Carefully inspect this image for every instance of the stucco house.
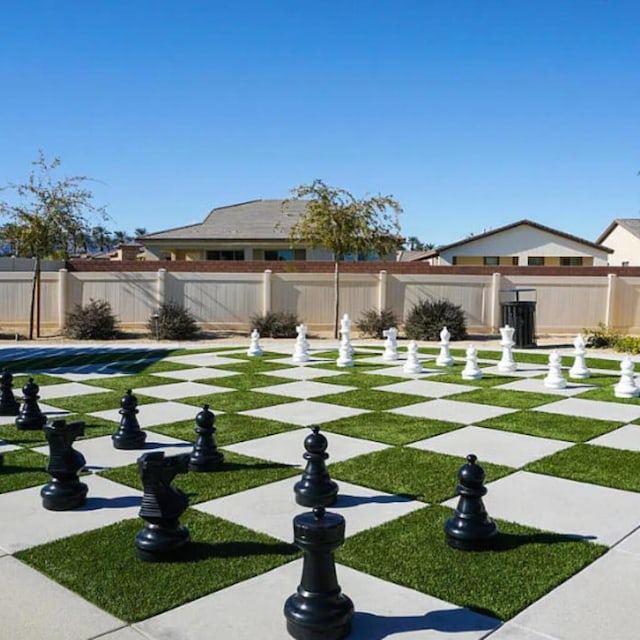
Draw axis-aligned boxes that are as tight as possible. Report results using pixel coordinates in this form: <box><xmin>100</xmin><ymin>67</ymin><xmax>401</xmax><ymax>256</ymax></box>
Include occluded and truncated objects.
<box><xmin>596</xmin><ymin>219</ymin><xmax>640</xmax><ymax>266</ymax></box>
<box><xmin>407</xmin><ymin>219</ymin><xmax>612</xmax><ymax>266</ymax></box>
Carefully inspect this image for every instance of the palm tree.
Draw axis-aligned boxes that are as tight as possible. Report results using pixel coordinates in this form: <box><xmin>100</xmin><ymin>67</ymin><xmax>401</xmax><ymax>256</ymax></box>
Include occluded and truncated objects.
<box><xmin>112</xmin><ymin>230</ymin><xmax>129</xmax><ymax>247</ymax></box>
<box><xmin>134</xmin><ymin>227</ymin><xmax>147</xmax><ymax>239</ymax></box>
<box><xmin>91</xmin><ymin>225</ymin><xmax>112</xmax><ymax>252</ymax></box>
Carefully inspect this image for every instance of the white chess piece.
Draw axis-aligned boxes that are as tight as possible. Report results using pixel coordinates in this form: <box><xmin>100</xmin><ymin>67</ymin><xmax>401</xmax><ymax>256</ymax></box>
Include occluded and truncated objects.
<box><xmin>382</xmin><ymin>327</ymin><xmax>399</xmax><ymax>362</ymax></box>
<box><xmin>461</xmin><ymin>345</ymin><xmax>482</xmax><ymax>380</ymax></box>
<box><xmin>614</xmin><ymin>357</ymin><xmax>639</xmax><ymax>398</ymax></box>
<box><xmin>336</xmin><ymin>315</ymin><xmax>354</xmax><ymax>367</ymax></box>
<box><xmin>497</xmin><ymin>325</ymin><xmax>517</xmax><ymax>373</ymax></box>
<box><xmin>543</xmin><ymin>351</ymin><xmax>566</xmax><ymax>389</ymax></box>
<box><xmin>292</xmin><ymin>323</ymin><xmax>310</xmax><ymax>363</ymax></box>
<box><xmin>569</xmin><ymin>334</ymin><xmax>590</xmax><ymax>379</ymax></box>
<box><xmin>403</xmin><ymin>341</ymin><xmax>423</xmax><ymax>374</ymax></box>
<box><xmin>247</xmin><ymin>329</ymin><xmax>263</xmax><ymax>357</ymax></box>
<box><xmin>436</xmin><ymin>326</ymin><xmax>454</xmax><ymax>367</ymax></box>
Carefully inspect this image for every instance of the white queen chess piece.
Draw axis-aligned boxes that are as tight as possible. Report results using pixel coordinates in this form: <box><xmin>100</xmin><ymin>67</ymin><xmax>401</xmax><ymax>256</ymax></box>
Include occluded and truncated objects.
<box><xmin>336</xmin><ymin>314</ymin><xmax>354</xmax><ymax>368</ymax></box>
<box><xmin>403</xmin><ymin>341</ymin><xmax>423</xmax><ymax>374</ymax></box>
<box><xmin>247</xmin><ymin>329</ymin><xmax>263</xmax><ymax>357</ymax></box>
<box><xmin>614</xmin><ymin>357</ymin><xmax>639</xmax><ymax>398</ymax></box>
<box><xmin>569</xmin><ymin>334</ymin><xmax>591</xmax><ymax>379</ymax></box>
<box><xmin>292</xmin><ymin>323</ymin><xmax>310</xmax><ymax>363</ymax></box>
<box><xmin>543</xmin><ymin>350</ymin><xmax>567</xmax><ymax>389</ymax></box>
<box><xmin>461</xmin><ymin>345</ymin><xmax>482</xmax><ymax>380</ymax></box>
<box><xmin>497</xmin><ymin>325</ymin><xmax>517</xmax><ymax>373</ymax></box>
<box><xmin>382</xmin><ymin>327</ymin><xmax>399</xmax><ymax>362</ymax></box>
<box><xmin>436</xmin><ymin>326</ymin><xmax>454</xmax><ymax>367</ymax></box>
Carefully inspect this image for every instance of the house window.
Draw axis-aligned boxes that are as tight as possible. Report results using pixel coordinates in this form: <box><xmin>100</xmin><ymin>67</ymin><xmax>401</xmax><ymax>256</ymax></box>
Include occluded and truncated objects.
<box><xmin>484</xmin><ymin>256</ymin><xmax>499</xmax><ymax>266</ymax></box>
<box><xmin>559</xmin><ymin>257</ymin><xmax>583</xmax><ymax>266</ymax></box>
<box><xmin>264</xmin><ymin>249</ymin><xmax>294</xmax><ymax>261</ymax></box>
<box><xmin>622</xmin><ymin>261</ymin><xmax>629</xmax><ymax>267</ymax></box>
<box><xmin>512</xmin><ymin>257</ymin><xmax>519</xmax><ymax>266</ymax></box>
<box><xmin>528</xmin><ymin>257</ymin><xmax>545</xmax><ymax>266</ymax></box>
<box><xmin>206</xmin><ymin>250</ymin><xmax>244</xmax><ymax>261</ymax></box>
<box><xmin>452</xmin><ymin>256</ymin><xmax>457</xmax><ymax>265</ymax></box>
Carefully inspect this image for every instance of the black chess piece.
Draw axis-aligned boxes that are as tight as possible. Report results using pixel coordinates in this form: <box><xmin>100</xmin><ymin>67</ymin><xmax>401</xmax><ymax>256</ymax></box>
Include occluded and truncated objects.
<box><xmin>112</xmin><ymin>389</ymin><xmax>147</xmax><ymax>449</ymax></box>
<box><xmin>284</xmin><ymin>506</ymin><xmax>354</xmax><ymax>640</ymax></box>
<box><xmin>294</xmin><ymin>425</ymin><xmax>338</xmax><ymax>508</ymax></box>
<box><xmin>15</xmin><ymin>377</ymin><xmax>47</xmax><ymax>431</ymax></box>
<box><xmin>0</xmin><ymin>370</ymin><xmax>20</xmax><ymax>416</ymax></box>
<box><xmin>135</xmin><ymin>451</ymin><xmax>191</xmax><ymax>561</ymax></box>
<box><xmin>188</xmin><ymin>404</ymin><xmax>224</xmax><ymax>472</ymax></box>
<box><xmin>444</xmin><ymin>453</ymin><xmax>498</xmax><ymax>551</ymax></box>
<box><xmin>41</xmin><ymin>420</ymin><xmax>88</xmax><ymax>511</ymax></box>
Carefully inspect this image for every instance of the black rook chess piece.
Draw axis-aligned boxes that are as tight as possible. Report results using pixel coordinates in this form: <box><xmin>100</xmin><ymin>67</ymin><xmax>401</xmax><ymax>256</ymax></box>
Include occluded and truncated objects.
<box><xmin>112</xmin><ymin>389</ymin><xmax>147</xmax><ymax>449</ymax></box>
<box><xmin>135</xmin><ymin>451</ymin><xmax>191</xmax><ymax>561</ymax></box>
<box><xmin>41</xmin><ymin>420</ymin><xmax>88</xmax><ymax>511</ymax></box>
<box><xmin>294</xmin><ymin>425</ymin><xmax>338</xmax><ymax>508</ymax></box>
<box><xmin>284</xmin><ymin>506</ymin><xmax>354</xmax><ymax>640</ymax></box>
<box><xmin>15</xmin><ymin>377</ymin><xmax>47</xmax><ymax>431</ymax></box>
<box><xmin>0</xmin><ymin>370</ymin><xmax>20</xmax><ymax>416</ymax></box>
<box><xmin>444</xmin><ymin>453</ymin><xmax>498</xmax><ymax>551</ymax></box>
<box><xmin>188</xmin><ymin>404</ymin><xmax>224</xmax><ymax>472</ymax></box>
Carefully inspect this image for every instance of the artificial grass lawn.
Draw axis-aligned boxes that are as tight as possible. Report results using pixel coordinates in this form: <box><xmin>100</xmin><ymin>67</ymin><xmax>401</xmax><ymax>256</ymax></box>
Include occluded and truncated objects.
<box><xmin>330</xmin><ymin>447</ymin><xmax>513</xmax><ymax>503</ymax></box>
<box><xmin>100</xmin><ymin>449</ymin><xmax>299</xmax><ymax>504</ymax></box>
<box><xmin>309</xmin><ymin>361</ymin><xmax>387</xmax><ymax>372</ymax></box>
<box><xmin>181</xmin><ymin>390</ymin><xmax>297</xmax><ymax>413</ymax></box>
<box><xmin>337</xmin><ymin>504</ymin><xmax>606</xmax><ymax>620</ymax></box>
<box><xmin>13</xmin><ymin>373</ymin><xmax>71</xmax><ymax>388</ymax></box>
<box><xmin>477</xmin><ymin>410</ymin><xmax>623</xmax><ymax>443</ymax></box>
<box><xmin>315</xmin><ymin>372</ymin><xmax>408</xmax><ymax>389</ymax></box>
<box><xmin>525</xmin><ymin>444</ymin><xmax>640</xmax><ymax>492</ymax></box>
<box><xmin>215</xmin><ymin>360</ymin><xmax>293</xmax><ymax>374</ymax></box>
<box><xmin>200</xmin><ymin>372</ymin><xmax>291</xmax><ymax>390</ymax></box>
<box><xmin>0</xmin><ymin>448</ymin><xmax>49</xmax><ymax>493</ymax></box>
<box><xmin>16</xmin><ymin>509</ymin><xmax>299</xmax><ymax>622</ymax></box>
<box><xmin>322</xmin><ymin>412</ymin><xmax>463</xmax><ymax>445</ymax></box>
<box><xmin>84</xmin><ymin>373</ymin><xmax>182</xmax><ymax>393</ymax></box>
<box><xmin>224</xmin><ymin>351</ymin><xmax>292</xmax><ymax>361</ymax></box>
<box><xmin>573</xmin><ymin>386</ymin><xmax>640</xmax><ymax>405</ymax></box>
<box><xmin>426</xmin><ymin>372</ymin><xmax>516</xmax><ymax>387</ymax></box>
<box><xmin>315</xmin><ymin>388</ymin><xmax>427</xmax><ymax>411</ymax></box>
<box><xmin>45</xmin><ymin>391</ymin><xmax>162</xmax><ymax>413</ymax></box>
<box><xmin>447</xmin><ymin>388</ymin><xmax>559</xmax><ymax>409</ymax></box>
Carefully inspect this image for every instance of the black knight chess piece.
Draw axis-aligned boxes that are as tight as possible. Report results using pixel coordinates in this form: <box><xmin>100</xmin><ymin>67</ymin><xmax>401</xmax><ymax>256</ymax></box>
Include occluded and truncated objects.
<box><xmin>284</xmin><ymin>506</ymin><xmax>354</xmax><ymax>640</ymax></box>
<box><xmin>41</xmin><ymin>420</ymin><xmax>88</xmax><ymax>511</ymax></box>
<box><xmin>444</xmin><ymin>453</ymin><xmax>498</xmax><ymax>551</ymax></box>
<box><xmin>15</xmin><ymin>377</ymin><xmax>47</xmax><ymax>431</ymax></box>
<box><xmin>188</xmin><ymin>404</ymin><xmax>224</xmax><ymax>472</ymax></box>
<box><xmin>0</xmin><ymin>370</ymin><xmax>20</xmax><ymax>416</ymax></box>
<box><xmin>135</xmin><ymin>451</ymin><xmax>191</xmax><ymax>561</ymax></box>
<box><xmin>112</xmin><ymin>389</ymin><xmax>147</xmax><ymax>449</ymax></box>
<box><xmin>294</xmin><ymin>425</ymin><xmax>338</xmax><ymax>508</ymax></box>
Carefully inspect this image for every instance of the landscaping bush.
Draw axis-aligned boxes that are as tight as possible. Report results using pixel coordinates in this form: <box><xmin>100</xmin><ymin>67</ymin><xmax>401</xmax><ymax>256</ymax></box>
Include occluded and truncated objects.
<box><xmin>584</xmin><ymin>323</ymin><xmax>621</xmax><ymax>349</ymax></box>
<box><xmin>404</xmin><ymin>298</ymin><xmax>467</xmax><ymax>341</ymax></box>
<box><xmin>250</xmin><ymin>311</ymin><xmax>299</xmax><ymax>338</ymax></box>
<box><xmin>610</xmin><ymin>335</ymin><xmax>640</xmax><ymax>355</ymax></box>
<box><xmin>148</xmin><ymin>300</ymin><xmax>201</xmax><ymax>340</ymax></box>
<box><xmin>356</xmin><ymin>308</ymin><xmax>399</xmax><ymax>338</ymax></box>
<box><xmin>64</xmin><ymin>299</ymin><xmax>119</xmax><ymax>340</ymax></box>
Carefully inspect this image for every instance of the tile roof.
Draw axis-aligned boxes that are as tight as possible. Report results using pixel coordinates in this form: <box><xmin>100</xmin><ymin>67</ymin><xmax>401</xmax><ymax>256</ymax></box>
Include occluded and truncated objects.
<box><xmin>596</xmin><ymin>218</ymin><xmax>640</xmax><ymax>244</ymax></box>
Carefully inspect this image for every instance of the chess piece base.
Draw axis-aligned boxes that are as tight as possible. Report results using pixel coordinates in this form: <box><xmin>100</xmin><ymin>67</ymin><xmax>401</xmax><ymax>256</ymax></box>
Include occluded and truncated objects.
<box><xmin>444</xmin><ymin>515</ymin><xmax>497</xmax><ymax>551</ymax></box>
<box><xmin>16</xmin><ymin>415</ymin><xmax>47</xmax><ymax>431</ymax></box>
<box><xmin>112</xmin><ymin>430</ymin><xmax>147</xmax><ymax>449</ymax></box>
<box><xmin>462</xmin><ymin>371</ymin><xmax>482</xmax><ymax>380</ymax></box>
<box><xmin>335</xmin><ymin>358</ymin><xmax>353</xmax><ymax>368</ymax></box>
<box><xmin>543</xmin><ymin>378</ymin><xmax>567</xmax><ymax>389</ymax></box>
<box><xmin>614</xmin><ymin>385</ymin><xmax>640</xmax><ymax>399</ymax></box>
<box><xmin>284</xmin><ymin>592</ymin><xmax>354</xmax><ymax>640</ymax></box>
<box><xmin>135</xmin><ymin>522</ymin><xmax>191</xmax><ymax>561</ymax></box>
<box><xmin>41</xmin><ymin>479</ymin><xmax>88</xmax><ymax>511</ymax></box>
<box><xmin>569</xmin><ymin>370</ymin><xmax>590</xmax><ymax>379</ymax></box>
<box><xmin>188</xmin><ymin>451</ymin><xmax>224</xmax><ymax>472</ymax></box>
<box><xmin>0</xmin><ymin>402</ymin><xmax>20</xmax><ymax>416</ymax></box>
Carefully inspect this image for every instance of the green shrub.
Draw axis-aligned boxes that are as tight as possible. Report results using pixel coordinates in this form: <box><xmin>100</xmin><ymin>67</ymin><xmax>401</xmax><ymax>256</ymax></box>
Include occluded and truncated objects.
<box><xmin>404</xmin><ymin>298</ymin><xmax>468</xmax><ymax>341</ymax></box>
<box><xmin>64</xmin><ymin>299</ymin><xmax>119</xmax><ymax>340</ymax></box>
<box><xmin>613</xmin><ymin>336</ymin><xmax>640</xmax><ymax>355</ymax></box>
<box><xmin>356</xmin><ymin>308</ymin><xmax>399</xmax><ymax>338</ymax></box>
<box><xmin>148</xmin><ymin>300</ymin><xmax>201</xmax><ymax>340</ymax></box>
<box><xmin>250</xmin><ymin>311</ymin><xmax>299</xmax><ymax>338</ymax></box>
<box><xmin>584</xmin><ymin>323</ymin><xmax>621</xmax><ymax>349</ymax></box>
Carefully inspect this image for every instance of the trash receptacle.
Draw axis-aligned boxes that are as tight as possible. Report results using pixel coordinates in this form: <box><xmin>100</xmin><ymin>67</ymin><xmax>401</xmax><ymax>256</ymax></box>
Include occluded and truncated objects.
<box><xmin>500</xmin><ymin>288</ymin><xmax>537</xmax><ymax>348</ymax></box>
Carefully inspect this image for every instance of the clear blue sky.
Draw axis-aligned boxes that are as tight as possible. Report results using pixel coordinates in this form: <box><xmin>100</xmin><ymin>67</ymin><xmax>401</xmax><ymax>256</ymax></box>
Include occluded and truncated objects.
<box><xmin>1</xmin><ymin>1</ymin><xmax>638</xmax><ymax>246</ymax></box>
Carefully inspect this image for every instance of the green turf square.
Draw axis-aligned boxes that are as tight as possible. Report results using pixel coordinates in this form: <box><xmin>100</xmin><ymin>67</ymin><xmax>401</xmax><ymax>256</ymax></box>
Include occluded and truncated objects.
<box><xmin>337</xmin><ymin>504</ymin><xmax>605</xmax><ymax>620</ymax></box>
<box><xmin>180</xmin><ymin>390</ymin><xmax>297</xmax><ymax>413</ymax></box>
<box><xmin>310</xmin><ymin>361</ymin><xmax>387</xmax><ymax>372</ymax></box>
<box><xmin>224</xmin><ymin>351</ymin><xmax>291</xmax><ymax>361</ymax></box>
<box><xmin>314</xmin><ymin>372</ymin><xmax>401</xmax><ymax>389</ymax></box>
<box><xmin>45</xmin><ymin>391</ymin><xmax>161</xmax><ymax>413</ymax></box>
<box><xmin>425</xmin><ymin>372</ymin><xmax>515</xmax><ymax>387</ymax></box>
<box><xmin>329</xmin><ymin>448</ymin><xmax>513</xmax><ymax>503</ymax></box>
<box><xmin>315</xmin><ymin>388</ymin><xmax>427</xmax><ymax>411</ymax></box>
<box><xmin>204</xmin><ymin>372</ymin><xmax>292</xmax><ymax>391</ymax></box>
<box><xmin>215</xmin><ymin>359</ymin><xmax>293</xmax><ymax>374</ymax></box>
<box><xmin>323</xmin><ymin>412</ymin><xmax>463</xmax><ymax>445</ymax></box>
<box><xmin>16</xmin><ymin>510</ymin><xmax>299</xmax><ymax>622</ymax></box>
<box><xmin>447</xmin><ymin>388</ymin><xmax>560</xmax><ymax>409</ymax></box>
<box><xmin>524</xmin><ymin>444</ymin><xmax>640</xmax><ymax>492</ymax></box>
<box><xmin>585</xmin><ymin>357</ymin><xmax>623</xmax><ymax>371</ymax></box>
<box><xmin>14</xmin><ymin>373</ymin><xmax>71</xmax><ymax>388</ymax></box>
<box><xmin>0</xmin><ymin>448</ymin><xmax>49</xmax><ymax>493</ymax></box>
<box><xmin>571</xmin><ymin>386</ymin><xmax>640</xmax><ymax>405</ymax></box>
<box><xmin>84</xmin><ymin>373</ymin><xmax>179</xmax><ymax>393</ymax></box>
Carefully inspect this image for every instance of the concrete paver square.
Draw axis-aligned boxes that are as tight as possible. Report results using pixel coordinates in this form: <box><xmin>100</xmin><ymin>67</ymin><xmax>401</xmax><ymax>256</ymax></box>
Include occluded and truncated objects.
<box><xmin>481</xmin><ymin>364</ymin><xmax>548</xmax><ymax>378</ymax></box>
<box><xmin>38</xmin><ymin>381</ymin><xmax>111</xmax><ymax>400</ymax></box>
<box><xmin>164</xmin><ymin>353</ymin><xmax>238</xmax><ymax>367</ymax></box>
<box><xmin>257</xmin><ymin>380</ymin><xmax>357</xmax><ymax>399</ymax></box>
<box><xmin>495</xmin><ymin>377</ymin><xmax>596</xmax><ymax>397</ymax></box>
<box><xmin>89</xmin><ymin>401</ymin><xmax>207</xmax><ymax>426</ymax></box>
<box><xmin>362</xmin><ymin>365</ymin><xmax>442</xmax><ymax>378</ymax></box>
<box><xmin>152</xmin><ymin>367</ymin><xmax>239</xmax><ymax>381</ymax></box>
<box><xmin>389</xmin><ymin>399</ymin><xmax>516</xmax><ymax>424</ymax></box>
<box><xmin>532</xmin><ymin>398</ymin><xmax>640</xmax><ymax>423</ymax></box>
<box><xmin>241</xmin><ymin>400</ymin><xmax>369</xmax><ymax>426</ymax></box>
<box><xmin>267</xmin><ymin>367</ymin><xmax>347</xmax><ymax>381</ymax></box>
<box><xmin>587</xmin><ymin>424</ymin><xmax>640</xmax><ymax>451</ymax></box>
<box><xmin>377</xmin><ymin>379</ymin><xmax>476</xmax><ymax>398</ymax></box>
<box><xmin>135</xmin><ymin>381</ymin><xmax>231</xmax><ymax>399</ymax></box>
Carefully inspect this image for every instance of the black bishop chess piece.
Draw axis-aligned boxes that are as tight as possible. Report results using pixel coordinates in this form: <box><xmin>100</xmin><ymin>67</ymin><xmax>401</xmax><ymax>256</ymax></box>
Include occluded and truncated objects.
<box><xmin>41</xmin><ymin>419</ymin><xmax>88</xmax><ymax>511</ymax></box>
<box><xmin>444</xmin><ymin>453</ymin><xmax>498</xmax><ymax>551</ymax></box>
<box><xmin>135</xmin><ymin>451</ymin><xmax>191</xmax><ymax>561</ymax></box>
<box><xmin>284</xmin><ymin>506</ymin><xmax>354</xmax><ymax>640</ymax></box>
<box><xmin>0</xmin><ymin>370</ymin><xmax>20</xmax><ymax>416</ymax></box>
<box><xmin>294</xmin><ymin>425</ymin><xmax>338</xmax><ymax>508</ymax></box>
<box><xmin>15</xmin><ymin>377</ymin><xmax>47</xmax><ymax>431</ymax></box>
<box><xmin>188</xmin><ymin>404</ymin><xmax>224</xmax><ymax>472</ymax></box>
<box><xmin>112</xmin><ymin>389</ymin><xmax>147</xmax><ymax>449</ymax></box>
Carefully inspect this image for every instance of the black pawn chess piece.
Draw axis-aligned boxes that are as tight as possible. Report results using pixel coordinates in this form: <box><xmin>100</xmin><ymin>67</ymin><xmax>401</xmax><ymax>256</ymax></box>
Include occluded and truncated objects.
<box><xmin>112</xmin><ymin>389</ymin><xmax>147</xmax><ymax>449</ymax></box>
<box><xmin>135</xmin><ymin>451</ymin><xmax>191</xmax><ymax>561</ymax></box>
<box><xmin>0</xmin><ymin>370</ymin><xmax>20</xmax><ymax>416</ymax></box>
<box><xmin>284</xmin><ymin>506</ymin><xmax>354</xmax><ymax>640</ymax></box>
<box><xmin>294</xmin><ymin>425</ymin><xmax>338</xmax><ymax>508</ymax></box>
<box><xmin>188</xmin><ymin>404</ymin><xmax>224</xmax><ymax>472</ymax></box>
<box><xmin>15</xmin><ymin>377</ymin><xmax>47</xmax><ymax>431</ymax></box>
<box><xmin>444</xmin><ymin>453</ymin><xmax>498</xmax><ymax>551</ymax></box>
<box><xmin>41</xmin><ymin>420</ymin><xmax>88</xmax><ymax>511</ymax></box>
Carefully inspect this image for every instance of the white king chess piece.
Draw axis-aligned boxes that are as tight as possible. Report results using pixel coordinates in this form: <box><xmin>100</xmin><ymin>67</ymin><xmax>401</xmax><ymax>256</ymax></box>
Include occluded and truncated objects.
<box><xmin>614</xmin><ymin>357</ymin><xmax>639</xmax><ymax>399</ymax></box>
<box><xmin>543</xmin><ymin>350</ymin><xmax>567</xmax><ymax>389</ymax></box>
<box><xmin>382</xmin><ymin>327</ymin><xmax>399</xmax><ymax>362</ymax></box>
<box><xmin>403</xmin><ymin>341</ymin><xmax>423</xmax><ymax>374</ymax></box>
<box><xmin>569</xmin><ymin>334</ymin><xmax>590</xmax><ymax>379</ymax></box>
<box><xmin>497</xmin><ymin>325</ymin><xmax>517</xmax><ymax>373</ymax></box>
<box><xmin>461</xmin><ymin>345</ymin><xmax>482</xmax><ymax>380</ymax></box>
<box><xmin>336</xmin><ymin>314</ymin><xmax>354</xmax><ymax>367</ymax></box>
<box><xmin>436</xmin><ymin>326</ymin><xmax>454</xmax><ymax>367</ymax></box>
<box><xmin>292</xmin><ymin>323</ymin><xmax>310</xmax><ymax>363</ymax></box>
<box><xmin>247</xmin><ymin>329</ymin><xmax>263</xmax><ymax>357</ymax></box>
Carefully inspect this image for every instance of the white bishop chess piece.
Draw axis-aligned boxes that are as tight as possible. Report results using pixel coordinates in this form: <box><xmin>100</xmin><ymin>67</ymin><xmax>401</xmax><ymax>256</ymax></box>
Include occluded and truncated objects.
<box><xmin>543</xmin><ymin>351</ymin><xmax>566</xmax><ymax>389</ymax></box>
<box><xmin>403</xmin><ymin>341</ymin><xmax>423</xmax><ymax>374</ymax></box>
<box><xmin>461</xmin><ymin>345</ymin><xmax>482</xmax><ymax>380</ymax></box>
<box><xmin>292</xmin><ymin>324</ymin><xmax>310</xmax><ymax>363</ymax></box>
<box><xmin>436</xmin><ymin>326</ymin><xmax>454</xmax><ymax>367</ymax></box>
<box><xmin>614</xmin><ymin>357</ymin><xmax>639</xmax><ymax>398</ymax></box>
<box><xmin>497</xmin><ymin>325</ymin><xmax>517</xmax><ymax>373</ymax></box>
<box><xmin>247</xmin><ymin>329</ymin><xmax>263</xmax><ymax>357</ymax></box>
<box><xmin>569</xmin><ymin>334</ymin><xmax>590</xmax><ymax>379</ymax></box>
<box><xmin>382</xmin><ymin>327</ymin><xmax>399</xmax><ymax>362</ymax></box>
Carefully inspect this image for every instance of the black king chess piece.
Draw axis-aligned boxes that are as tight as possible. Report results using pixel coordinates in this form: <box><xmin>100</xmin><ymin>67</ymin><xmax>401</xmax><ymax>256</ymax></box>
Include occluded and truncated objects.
<box><xmin>188</xmin><ymin>404</ymin><xmax>224</xmax><ymax>472</ymax></box>
<box><xmin>15</xmin><ymin>377</ymin><xmax>47</xmax><ymax>431</ymax></box>
<box><xmin>294</xmin><ymin>425</ymin><xmax>338</xmax><ymax>507</ymax></box>
<box><xmin>135</xmin><ymin>451</ymin><xmax>191</xmax><ymax>561</ymax></box>
<box><xmin>284</xmin><ymin>506</ymin><xmax>354</xmax><ymax>640</ymax></box>
<box><xmin>0</xmin><ymin>370</ymin><xmax>20</xmax><ymax>416</ymax></box>
<box><xmin>41</xmin><ymin>419</ymin><xmax>88</xmax><ymax>511</ymax></box>
<box><xmin>112</xmin><ymin>389</ymin><xmax>147</xmax><ymax>449</ymax></box>
<box><xmin>444</xmin><ymin>453</ymin><xmax>498</xmax><ymax>551</ymax></box>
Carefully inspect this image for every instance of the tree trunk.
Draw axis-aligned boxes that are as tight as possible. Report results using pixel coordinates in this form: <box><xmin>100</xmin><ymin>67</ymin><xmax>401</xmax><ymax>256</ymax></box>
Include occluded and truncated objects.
<box><xmin>333</xmin><ymin>260</ymin><xmax>340</xmax><ymax>339</ymax></box>
<box><xmin>28</xmin><ymin>257</ymin><xmax>40</xmax><ymax>340</ymax></box>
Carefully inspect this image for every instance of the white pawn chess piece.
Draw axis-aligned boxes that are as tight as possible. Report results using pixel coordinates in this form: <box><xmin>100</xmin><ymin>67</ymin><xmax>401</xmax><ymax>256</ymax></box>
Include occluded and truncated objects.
<box><xmin>461</xmin><ymin>345</ymin><xmax>482</xmax><ymax>380</ymax></box>
<box><xmin>247</xmin><ymin>329</ymin><xmax>263</xmax><ymax>357</ymax></box>
<box><xmin>497</xmin><ymin>325</ymin><xmax>517</xmax><ymax>373</ymax></box>
<box><xmin>340</xmin><ymin>314</ymin><xmax>354</xmax><ymax>358</ymax></box>
<box><xmin>436</xmin><ymin>326</ymin><xmax>454</xmax><ymax>367</ymax></box>
<box><xmin>292</xmin><ymin>323</ymin><xmax>310</xmax><ymax>363</ymax></box>
<box><xmin>569</xmin><ymin>334</ymin><xmax>590</xmax><ymax>379</ymax></box>
<box><xmin>336</xmin><ymin>315</ymin><xmax>354</xmax><ymax>367</ymax></box>
<box><xmin>403</xmin><ymin>341</ymin><xmax>423</xmax><ymax>374</ymax></box>
<box><xmin>614</xmin><ymin>357</ymin><xmax>639</xmax><ymax>398</ymax></box>
<box><xmin>543</xmin><ymin>351</ymin><xmax>567</xmax><ymax>389</ymax></box>
<box><xmin>382</xmin><ymin>327</ymin><xmax>399</xmax><ymax>362</ymax></box>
